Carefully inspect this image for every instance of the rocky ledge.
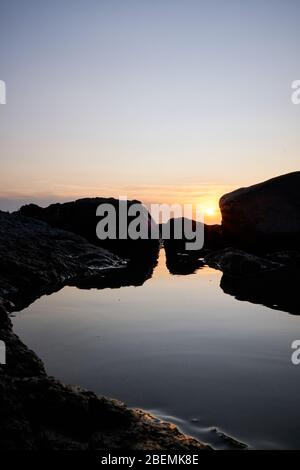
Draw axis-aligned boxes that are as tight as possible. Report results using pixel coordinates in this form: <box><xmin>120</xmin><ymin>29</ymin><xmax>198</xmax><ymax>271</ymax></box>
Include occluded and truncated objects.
<box><xmin>210</xmin><ymin>172</ymin><xmax>300</xmax><ymax>314</ymax></box>
<box><xmin>0</xmin><ymin>210</ymin><xmax>208</xmax><ymax>451</ymax></box>
<box><xmin>220</xmin><ymin>171</ymin><xmax>300</xmax><ymax>250</ymax></box>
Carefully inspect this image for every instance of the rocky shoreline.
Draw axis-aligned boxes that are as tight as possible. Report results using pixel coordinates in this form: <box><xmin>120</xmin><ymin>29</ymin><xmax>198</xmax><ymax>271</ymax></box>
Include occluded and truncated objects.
<box><xmin>1</xmin><ymin>171</ymin><xmax>299</xmax><ymax>450</ymax></box>
<box><xmin>0</xmin><ymin>210</ymin><xmax>208</xmax><ymax>451</ymax></box>
<box><xmin>163</xmin><ymin>172</ymin><xmax>300</xmax><ymax>315</ymax></box>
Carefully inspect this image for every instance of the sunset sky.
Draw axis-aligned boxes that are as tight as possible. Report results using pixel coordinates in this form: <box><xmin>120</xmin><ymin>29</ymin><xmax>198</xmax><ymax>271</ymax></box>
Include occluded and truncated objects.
<box><xmin>1</xmin><ymin>0</ymin><xmax>299</xmax><ymax>223</ymax></box>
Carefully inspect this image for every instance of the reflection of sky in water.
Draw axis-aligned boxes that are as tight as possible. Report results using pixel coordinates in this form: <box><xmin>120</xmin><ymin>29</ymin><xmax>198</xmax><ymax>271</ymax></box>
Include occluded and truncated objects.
<box><xmin>13</xmin><ymin>250</ymin><xmax>300</xmax><ymax>449</ymax></box>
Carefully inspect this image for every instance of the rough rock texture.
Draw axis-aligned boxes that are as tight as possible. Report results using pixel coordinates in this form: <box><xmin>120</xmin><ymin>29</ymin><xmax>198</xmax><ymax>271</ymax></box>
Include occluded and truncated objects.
<box><xmin>220</xmin><ymin>172</ymin><xmax>300</xmax><ymax>249</ymax></box>
<box><xmin>204</xmin><ymin>248</ymin><xmax>284</xmax><ymax>276</ymax></box>
<box><xmin>0</xmin><ymin>211</ymin><xmax>208</xmax><ymax>450</ymax></box>
<box><xmin>0</xmin><ymin>211</ymin><xmax>125</xmax><ymax>305</ymax></box>
<box><xmin>17</xmin><ymin>198</ymin><xmax>159</xmax><ymax>261</ymax></box>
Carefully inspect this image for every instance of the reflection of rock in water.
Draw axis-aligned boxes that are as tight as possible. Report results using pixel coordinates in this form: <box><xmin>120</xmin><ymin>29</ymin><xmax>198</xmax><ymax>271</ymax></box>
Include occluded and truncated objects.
<box><xmin>0</xmin><ymin>212</ymin><xmax>205</xmax><ymax>451</ymax></box>
<box><xmin>220</xmin><ymin>268</ymin><xmax>300</xmax><ymax>315</ymax></box>
<box><xmin>72</xmin><ymin>247</ymin><xmax>160</xmax><ymax>290</ymax></box>
<box><xmin>216</xmin><ymin>172</ymin><xmax>300</xmax><ymax>314</ymax></box>
<box><xmin>17</xmin><ymin>197</ymin><xmax>160</xmax><ymax>291</ymax></box>
<box><xmin>162</xmin><ymin>218</ymin><xmax>223</xmax><ymax>275</ymax></box>
<box><xmin>164</xmin><ymin>248</ymin><xmax>204</xmax><ymax>275</ymax></box>
<box><xmin>204</xmin><ymin>248</ymin><xmax>300</xmax><ymax>315</ymax></box>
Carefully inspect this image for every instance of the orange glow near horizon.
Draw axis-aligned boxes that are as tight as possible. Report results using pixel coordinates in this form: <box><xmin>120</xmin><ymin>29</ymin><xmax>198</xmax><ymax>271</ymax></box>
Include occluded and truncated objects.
<box><xmin>0</xmin><ymin>183</ymin><xmax>230</xmax><ymax>225</ymax></box>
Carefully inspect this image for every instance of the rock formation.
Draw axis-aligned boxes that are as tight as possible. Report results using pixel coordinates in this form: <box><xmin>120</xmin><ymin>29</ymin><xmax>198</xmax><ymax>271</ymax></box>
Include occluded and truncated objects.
<box><xmin>0</xmin><ymin>210</ymin><xmax>208</xmax><ymax>450</ymax></box>
<box><xmin>17</xmin><ymin>198</ymin><xmax>159</xmax><ymax>262</ymax></box>
<box><xmin>220</xmin><ymin>172</ymin><xmax>300</xmax><ymax>250</ymax></box>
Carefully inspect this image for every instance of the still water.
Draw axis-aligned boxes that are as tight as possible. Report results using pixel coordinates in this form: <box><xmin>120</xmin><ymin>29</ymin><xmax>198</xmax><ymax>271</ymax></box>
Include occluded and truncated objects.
<box><xmin>12</xmin><ymin>249</ymin><xmax>300</xmax><ymax>449</ymax></box>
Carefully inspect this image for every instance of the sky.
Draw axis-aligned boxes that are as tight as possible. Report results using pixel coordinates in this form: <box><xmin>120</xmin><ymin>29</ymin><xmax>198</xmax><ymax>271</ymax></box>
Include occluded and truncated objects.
<box><xmin>0</xmin><ymin>0</ymin><xmax>299</xmax><ymax>223</ymax></box>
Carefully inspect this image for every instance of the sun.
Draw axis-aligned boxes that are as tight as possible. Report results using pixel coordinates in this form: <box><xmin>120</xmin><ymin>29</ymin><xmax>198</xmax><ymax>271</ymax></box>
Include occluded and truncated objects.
<box><xmin>204</xmin><ymin>207</ymin><xmax>216</xmax><ymax>217</ymax></box>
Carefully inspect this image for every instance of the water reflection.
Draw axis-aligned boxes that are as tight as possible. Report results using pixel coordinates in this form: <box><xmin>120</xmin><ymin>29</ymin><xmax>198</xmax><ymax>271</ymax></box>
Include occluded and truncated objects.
<box><xmin>164</xmin><ymin>249</ymin><xmax>205</xmax><ymax>275</ymax></box>
<box><xmin>220</xmin><ymin>267</ymin><xmax>300</xmax><ymax>316</ymax></box>
<box><xmin>72</xmin><ymin>246</ymin><xmax>160</xmax><ymax>291</ymax></box>
<box><xmin>12</xmin><ymin>248</ymin><xmax>300</xmax><ymax>449</ymax></box>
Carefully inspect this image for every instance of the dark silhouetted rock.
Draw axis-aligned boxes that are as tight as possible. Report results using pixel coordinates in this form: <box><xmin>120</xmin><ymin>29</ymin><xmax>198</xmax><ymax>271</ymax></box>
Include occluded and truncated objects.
<box><xmin>161</xmin><ymin>218</ymin><xmax>224</xmax><ymax>251</ymax></box>
<box><xmin>0</xmin><ymin>210</ymin><xmax>208</xmax><ymax>450</ymax></box>
<box><xmin>204</xmin><ymin>247</ymin><xmax>300</xmax><ymax>315</ymax></box>
<box><xmin>212</xmin><ymin>174</ymin><xmax>300</xmax><ymax>313</ymax></box>
<box><xmin>0</xmin><ymin>210</ymin><xmax>124</xmax><ymax>305</ymax></box>
<box><xmin>165</xmin><ymin>251</ymin><xmax>205</xmax><ymax>275</ymax></box>
<box><xmin>161</xmin><ymin>218</ymin><xmax>225</xmax><ymax>274</ymax></box>
<box><xmin>17</xmin><ymin>198</ymin><xmax>159</xmax><ymax>263</ymax></box>
<box><xmin>204</xmin><ymin>248</ymin><xmax>284</xmax><ymax>276</ymax></box>
<box><xmin>220</xmin><ymin>268</ymin><xmax>300</xmax><ymax>316</ymax></box>
<box><xmin>266</xmin><ymin>250</ymin><xmax>300</xmax><ymax>267</ymax></box>
<box><xmin>220</xmin><ymin>172</ymin><xmax>300</xmax><ymax>250</ymax></box>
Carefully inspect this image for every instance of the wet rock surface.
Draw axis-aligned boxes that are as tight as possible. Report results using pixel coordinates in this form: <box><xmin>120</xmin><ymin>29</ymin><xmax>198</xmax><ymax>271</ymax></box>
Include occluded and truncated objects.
<box><xmin>0</xmin><ymin>211</ymin><xmax>208</xmax><ymax>451</ymax></box>
<box><xmin>204</xmin><ymin>248</ymin><xmax>284</xmax><ymax>276</ymax></box>
<box><xmin>0</xmin><ymin>211</ymin><xmax>124</xmax><ymax>305</ymax></box>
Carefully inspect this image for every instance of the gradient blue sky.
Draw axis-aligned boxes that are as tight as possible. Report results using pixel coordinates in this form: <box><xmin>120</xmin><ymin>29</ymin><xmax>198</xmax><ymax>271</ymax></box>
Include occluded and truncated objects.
<box><xmin>0</xmin><ymin>0</ymin><xmax>299</xmax><ymax>220</ymax></box>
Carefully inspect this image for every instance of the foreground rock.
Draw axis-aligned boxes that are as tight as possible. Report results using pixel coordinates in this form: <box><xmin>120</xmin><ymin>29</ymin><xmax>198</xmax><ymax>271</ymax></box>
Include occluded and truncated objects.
<box><xmin>0</xmin><ymin>211</ymin><xmax>124</xmax><ymax>306</ymax></box>
<box><xmin>220</xmin><ymin>172</ymin><xmax>300</xmax><ymax>250</ymax></box>
<box><xmin>0</xmin><ymin>211</ymin><xmax>208</xmax><ymax>450</ymax></box>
